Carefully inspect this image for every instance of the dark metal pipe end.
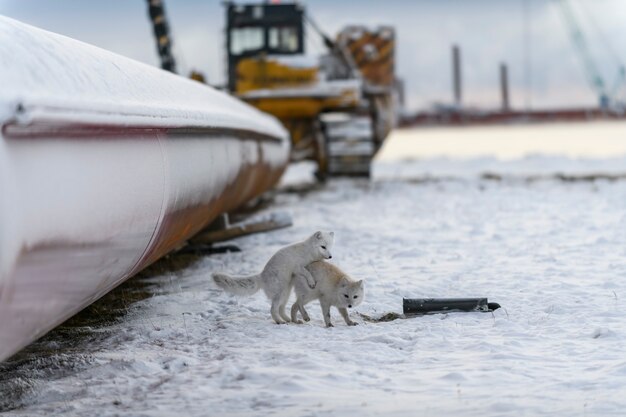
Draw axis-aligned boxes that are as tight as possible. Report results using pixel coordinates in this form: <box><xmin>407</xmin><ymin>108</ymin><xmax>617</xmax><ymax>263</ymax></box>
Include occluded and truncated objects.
<box><xmin>403</xmin><ymin>298</ymin><xmax>499</xmax><ymax>315</ymax></box>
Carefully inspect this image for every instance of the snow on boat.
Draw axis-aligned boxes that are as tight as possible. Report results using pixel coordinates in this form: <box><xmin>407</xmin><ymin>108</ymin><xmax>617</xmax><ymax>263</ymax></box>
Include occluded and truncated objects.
<box><xmin>0</xmin><ymin>16</ymin><xmax>290</xmax><ymax>361</ymax></box>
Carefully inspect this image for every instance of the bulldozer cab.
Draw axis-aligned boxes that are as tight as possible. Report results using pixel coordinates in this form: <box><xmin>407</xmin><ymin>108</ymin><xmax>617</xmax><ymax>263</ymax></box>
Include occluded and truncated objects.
<box><xmin>226</xmin><ymin>2</ymin><xmax>305</xmax><ymax>93</ymax></box>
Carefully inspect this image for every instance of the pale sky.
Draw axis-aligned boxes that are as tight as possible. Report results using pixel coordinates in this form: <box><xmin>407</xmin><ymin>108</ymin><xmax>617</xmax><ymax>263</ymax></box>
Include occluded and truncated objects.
<box><xmin>1</xmin><ymin>0</ymin><xmax>625</xmax><ymax>111</ymax></box>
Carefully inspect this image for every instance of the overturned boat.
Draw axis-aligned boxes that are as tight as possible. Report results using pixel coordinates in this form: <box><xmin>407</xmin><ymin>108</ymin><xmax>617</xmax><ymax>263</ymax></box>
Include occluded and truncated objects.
<box><xmin>0</xmin><ymin>16</ymin><xmax>290</xmax><ymax>361</ymax></box>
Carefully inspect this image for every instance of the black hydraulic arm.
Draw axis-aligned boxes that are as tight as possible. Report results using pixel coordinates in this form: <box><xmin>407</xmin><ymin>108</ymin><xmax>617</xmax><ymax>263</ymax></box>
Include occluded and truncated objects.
<box><xmin>146</xmin><ymin>0</ymin><xmax>177</xmax><ymax>73</ymax></box>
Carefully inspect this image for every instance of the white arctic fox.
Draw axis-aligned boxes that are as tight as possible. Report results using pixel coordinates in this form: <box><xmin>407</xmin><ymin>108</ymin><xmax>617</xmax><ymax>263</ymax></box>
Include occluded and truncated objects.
<box><xmin>291</xmin><ymin>261</ymin><xmax>364</xmax><ymax>327</ymax></box>
<box><xmin>213</xmin><ymin>231</ymin><xmax>334</xmax><ymax>324</ymax></box>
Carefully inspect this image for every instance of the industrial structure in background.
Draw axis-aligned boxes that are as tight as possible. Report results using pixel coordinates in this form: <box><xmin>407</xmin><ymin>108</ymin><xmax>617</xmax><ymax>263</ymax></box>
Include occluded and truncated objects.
<box><xmin>147</xmin><ymin>0</ymin><xmax>625</xmax><ymax>134</ymax></box>
<box><xmin>401</xmin><ymin>0</ymin><xmax>626</xmax><ymax>128</ymax></box>
<box><xmin>224</xmin><ymin>2</ymin><xmax>399</xmax><ymax>178</ymax></box>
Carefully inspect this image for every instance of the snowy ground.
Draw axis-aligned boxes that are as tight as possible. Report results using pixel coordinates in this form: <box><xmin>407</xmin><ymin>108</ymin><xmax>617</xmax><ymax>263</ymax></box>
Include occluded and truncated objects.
<box><xmin>3</xmin><ymin>126</ymin><xmax>626</xmax><ymax>416</ymax></box>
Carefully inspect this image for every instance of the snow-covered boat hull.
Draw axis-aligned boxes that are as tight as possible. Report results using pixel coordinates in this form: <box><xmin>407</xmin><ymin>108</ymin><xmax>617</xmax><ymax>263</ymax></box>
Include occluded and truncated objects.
<box><xmin>0</xmin><ymin>17</ymin><xmax>289</xmax><ymax>361</ymax></box>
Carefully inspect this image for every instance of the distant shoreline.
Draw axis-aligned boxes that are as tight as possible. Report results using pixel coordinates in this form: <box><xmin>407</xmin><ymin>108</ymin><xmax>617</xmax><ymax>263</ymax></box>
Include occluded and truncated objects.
<box><xmin>379</xmin><ymin>120</ymin><xmax>626</xmax><ymax>161</ymax></box>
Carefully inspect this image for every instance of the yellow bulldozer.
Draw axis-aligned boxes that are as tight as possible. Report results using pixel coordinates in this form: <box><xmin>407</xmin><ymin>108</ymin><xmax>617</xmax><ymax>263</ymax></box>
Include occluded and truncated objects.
<box><xmin>225</xmin><ymin>2</ymin><xmax>399</xmax><ymax>178</ymax></box>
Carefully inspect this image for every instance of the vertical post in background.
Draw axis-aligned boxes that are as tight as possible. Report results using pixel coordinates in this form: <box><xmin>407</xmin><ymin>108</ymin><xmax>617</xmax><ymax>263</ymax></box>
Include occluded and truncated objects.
<box><xmin>147</xmin><ymin>0</ymin><xmax>177</xmax><ymax>73</ymax></box>
<box><xmin>452</xmin><ymin>44</ymin><xmax>462</xmax><ymax>108</ymax></box>
<box><xmin>500</xmin><ymin>63</ymin><xmax>510</xmax><ymax>112</ymax></box>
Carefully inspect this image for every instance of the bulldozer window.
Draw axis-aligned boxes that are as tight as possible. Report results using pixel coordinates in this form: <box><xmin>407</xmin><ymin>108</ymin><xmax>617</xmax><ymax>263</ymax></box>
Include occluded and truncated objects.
<box><xmin>268</xmin><ymin>26</ymin><xmax>299</xmax><ymax>53</ymax></box>
<box><xmin>230</xmin><ymin>27</ymin><xmax>264</xmax><ymax>55</ymax></box>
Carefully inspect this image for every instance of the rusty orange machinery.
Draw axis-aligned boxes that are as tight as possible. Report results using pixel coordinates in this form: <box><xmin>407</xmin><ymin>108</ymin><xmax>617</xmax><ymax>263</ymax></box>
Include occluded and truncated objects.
<box><xmin>339</xmin><ymin>26</ymin><xmax>395</xmax><ymax>87</ymax></box>
<box><xmin>336</xmin><ymin>25</ymin><xmax>397</xmax><ymax>147</ymax></box>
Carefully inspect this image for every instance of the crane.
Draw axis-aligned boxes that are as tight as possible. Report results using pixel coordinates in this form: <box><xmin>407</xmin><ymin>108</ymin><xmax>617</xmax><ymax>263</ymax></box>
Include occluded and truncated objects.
<box><xmin>556</xmin><ymin>0</ymin><xmax>626</xmax><ymax>112</ymax></box>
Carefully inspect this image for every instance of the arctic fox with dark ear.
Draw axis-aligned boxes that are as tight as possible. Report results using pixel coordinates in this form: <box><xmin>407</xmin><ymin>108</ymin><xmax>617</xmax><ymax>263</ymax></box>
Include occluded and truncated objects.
<box><xmin>213</xmin><ymin>231</ymin><xmax>335</xmax><ymax>324</ymax></box>
<box><xmin>291</xmin><ymin>261</ymin><xmax>364</xmax><ymax>327</ymax></box>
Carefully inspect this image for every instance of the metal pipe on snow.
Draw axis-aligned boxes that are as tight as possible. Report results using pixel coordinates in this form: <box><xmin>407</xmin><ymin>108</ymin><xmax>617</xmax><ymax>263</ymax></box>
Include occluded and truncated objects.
<box><xmin>0</xmin><ymin>16</ymin><xmax>290</xmax><ymax>361</ymax></box>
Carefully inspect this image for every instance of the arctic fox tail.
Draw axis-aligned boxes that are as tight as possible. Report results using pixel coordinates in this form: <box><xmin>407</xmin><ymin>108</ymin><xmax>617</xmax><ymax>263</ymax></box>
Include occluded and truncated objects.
<box><xmin>213</xmin><ymin>272</ymin><xmax>261</xmax><ymax>296</ymax></box>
